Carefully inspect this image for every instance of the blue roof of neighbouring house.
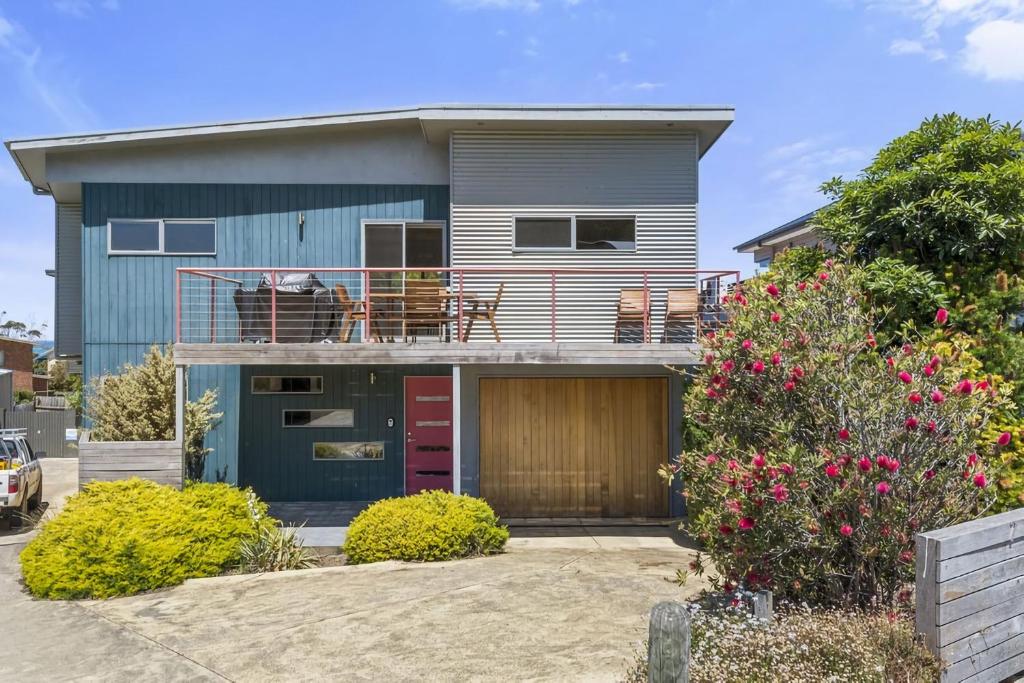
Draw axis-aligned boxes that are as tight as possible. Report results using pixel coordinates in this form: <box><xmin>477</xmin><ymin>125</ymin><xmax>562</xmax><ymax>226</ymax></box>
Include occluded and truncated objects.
<box><xmin>733</xmin><ymin>205</ymin><xmax>829</xmax><ymax>253</ymax></box>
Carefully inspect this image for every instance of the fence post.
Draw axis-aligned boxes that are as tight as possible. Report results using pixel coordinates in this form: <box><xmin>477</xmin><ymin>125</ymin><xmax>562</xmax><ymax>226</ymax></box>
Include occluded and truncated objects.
<box><xmin>753</xmin><ymin>590</ymin><xmax>773</xmax><ymax>621</ymax></box>
<box><xmin>647</xmin><ymin>601</ymin><xmax>690</xmax><ymax>683</ymax></box>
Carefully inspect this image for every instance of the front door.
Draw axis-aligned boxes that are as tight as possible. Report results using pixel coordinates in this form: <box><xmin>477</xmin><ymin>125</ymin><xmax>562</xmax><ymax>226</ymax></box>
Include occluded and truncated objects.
<box><xmin>405</xmin><ymin>376</ymin><xmax>454</xmax><ymax>494</ymax></box>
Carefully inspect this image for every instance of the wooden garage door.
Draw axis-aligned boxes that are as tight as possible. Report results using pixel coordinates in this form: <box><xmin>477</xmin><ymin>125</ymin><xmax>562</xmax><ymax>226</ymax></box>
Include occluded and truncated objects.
<box><xmin>479</xmin><ymin>377</ymin><xmax>669</xmax><ymax>518</ymax></box>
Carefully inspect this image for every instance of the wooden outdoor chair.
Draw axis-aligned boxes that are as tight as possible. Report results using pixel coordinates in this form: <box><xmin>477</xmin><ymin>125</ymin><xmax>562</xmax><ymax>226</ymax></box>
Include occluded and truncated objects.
<box><xmin>334</xmin><ymin>284</ymin><xmax>382</xmax><ymax>343</ymax></box>
<box><xmin>662</xmin><ymin>288</ymin><xmax>701</xmax><ymax>343</ymax></box>
<box><xmin>613</xmin><ymin>289</ymin><xmax>650</xmax><ymax>342</ymax></box>
<box><xmin>461</xmin><ymin>283</ymin><xmax>504</xmax><ymax>342</ymax></box>
<box><xmin>402</xmin><ymin>279</ymin><xmax>457</xmax><ymax>341</ymax></box>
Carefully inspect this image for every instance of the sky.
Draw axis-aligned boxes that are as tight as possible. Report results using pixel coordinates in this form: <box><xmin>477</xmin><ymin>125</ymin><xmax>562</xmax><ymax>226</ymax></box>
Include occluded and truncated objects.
<box><xmin>0</xmin><ymin>0</ymin><xmax>1022</xmax><ymax>334</ymax></box>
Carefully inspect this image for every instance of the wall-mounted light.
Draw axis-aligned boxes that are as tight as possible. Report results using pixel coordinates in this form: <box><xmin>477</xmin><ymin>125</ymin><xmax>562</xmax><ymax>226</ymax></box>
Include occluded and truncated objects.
<box><xmin>298</xmin><ymin>212</ymin><xmax>305</xmax><ymax>242</ymax></box>
<box><xmin>369</xmin><ymin>371</ymin><xmax>376</xmax><ymax>385</ymax></box>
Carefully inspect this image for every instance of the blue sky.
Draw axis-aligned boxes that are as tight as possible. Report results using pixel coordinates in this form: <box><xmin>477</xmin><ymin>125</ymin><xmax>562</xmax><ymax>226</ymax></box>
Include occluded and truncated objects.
<box><xmin>1</xmin><ymin>0</ymin><xmax>1022</xmax><ymax>333</ymax></box>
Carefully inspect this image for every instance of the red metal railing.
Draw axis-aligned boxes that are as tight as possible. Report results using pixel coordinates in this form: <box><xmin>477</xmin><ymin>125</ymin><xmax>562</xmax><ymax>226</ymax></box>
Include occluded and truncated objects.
<box><xmin>175</xmin><ymin>267</ymin><xmax>740</xmax><ymax>345</ymax></box>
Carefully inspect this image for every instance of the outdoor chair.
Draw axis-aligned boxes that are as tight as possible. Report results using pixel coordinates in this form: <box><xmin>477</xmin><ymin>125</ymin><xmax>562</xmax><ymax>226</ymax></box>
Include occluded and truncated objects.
<box><xmin>662</xmin><ymin>288</ymin><xmax>701</xmax><ymax>342</ymax></box>
<box><xmin>461</xmin><ymin>283</ymin><xmax>504</xmax><ymax>342</ymax></box>
<box><xmin>613</xmin><ymin>288</ymin><xmax>650</xmax><ymax>342</ymax></box>
<box><xmin>402</xmin><ymin>279</ymin><xmax>457</xmax><ymax>341</ymax></box>
<box><xmin>334</xmin><ymin>284</ymin><xmax>382</xmax><ymax>343</ymax></box>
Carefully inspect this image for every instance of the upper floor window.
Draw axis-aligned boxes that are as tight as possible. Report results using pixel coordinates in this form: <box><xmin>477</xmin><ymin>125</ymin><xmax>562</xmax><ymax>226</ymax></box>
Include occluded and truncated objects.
<box><xmin>513</xmin><ymin>216</ymin><xmax>635</xmax><ymax>252</ymax></box>
<box><xmin>251</xmin><ymin>376</ymin><xmax>323</xmax><ymax>394</ymax></box>
<box><xmin>108</xmin><ymin>219</ymin><xmax>216</xmax><ymax>255</ymax></box>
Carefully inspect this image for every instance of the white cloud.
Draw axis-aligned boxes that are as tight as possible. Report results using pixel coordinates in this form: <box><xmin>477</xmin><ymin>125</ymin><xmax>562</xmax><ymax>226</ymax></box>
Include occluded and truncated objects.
<box><xmin>52</xmin><ymin>0</ymin><xmax>119</xmax><ymax>16</ymax></box>
<box><xmin>613</xmin><ymin>50</ymin><xmax>630</xmax><ymax>63</ymax></box>
<box><xmin>447</xmin><ymin>0</ymin><xmax>541</xmax><ymax>11</ymax></box>
<box><xmin>962</xmin><ymin>19</ymin><xmax>1024</xmax><ymax>79</ymax></box>
<box><xmin>888</xmin><ymin>37</ymin><xmax>947</xmax><ymax>60</ymax></box>
<box><xmin>0</xmin><ymin>10</ymin><xmax>96</xmax><ymax>130</ymax></box>
<box><xmin>762</xmin><ymin>137</ymin><xmax>871</xmax><ymax>211</ymax></box>
<box><xmin>631</xmin><ymin>81</ymin><xmax>664</xmax><ymax>90</ymax></box>
<box><xmin>523</xmin><ymin>36</ymin><xmax>540</xmax><ymax>57</ymax></box>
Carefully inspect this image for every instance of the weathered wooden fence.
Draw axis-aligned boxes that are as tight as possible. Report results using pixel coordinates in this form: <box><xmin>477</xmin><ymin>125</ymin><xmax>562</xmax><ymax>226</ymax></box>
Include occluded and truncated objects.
<box><xmin>916</xmin><ymin>507</ymin><xmax>1024</xmax><ymax>683</ymax></box>
<box><xmin>78</xmin><ymin>431</ymin><xmax>184</xmax><ymax>489</ymax></box>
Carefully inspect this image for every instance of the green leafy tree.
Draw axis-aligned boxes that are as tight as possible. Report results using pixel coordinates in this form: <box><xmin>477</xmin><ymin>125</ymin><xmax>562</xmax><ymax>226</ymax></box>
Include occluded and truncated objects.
<box><xmin>86</xmin><ymin>345</ymin><xmax>222</xmax><ymax>481</ymax></box>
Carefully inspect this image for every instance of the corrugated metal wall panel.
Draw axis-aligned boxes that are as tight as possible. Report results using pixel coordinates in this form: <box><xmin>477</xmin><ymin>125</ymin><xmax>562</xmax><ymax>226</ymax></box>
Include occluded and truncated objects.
<box><xmin>55</xmin><ymin>203</ymin><xmax>83</xmax><ymax>357</ymax></box>
<box><xmin>452</xmin><ymin>131</ymin><xmax>697</xmax><ymax>206</ymax></box>
<box><xmin>238</xmin><ymin>364</ymin><xmax>451</xmax><ymax>502</ymax></box>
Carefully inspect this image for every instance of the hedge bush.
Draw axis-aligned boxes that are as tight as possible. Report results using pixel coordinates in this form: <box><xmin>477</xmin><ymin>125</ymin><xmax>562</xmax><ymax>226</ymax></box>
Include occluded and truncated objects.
<box><xmin>20</xmin><ymin>479</ymin><xmax>272</xmax><ymax>599</ymax></box>
<box><xmin>343</xmin><ymin>491</ymin><xmax>509</xmax><ymax>564</ymax></box>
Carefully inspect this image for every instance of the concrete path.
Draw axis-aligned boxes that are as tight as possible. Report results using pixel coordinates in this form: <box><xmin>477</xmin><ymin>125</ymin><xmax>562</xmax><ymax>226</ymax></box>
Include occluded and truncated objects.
<box><xmin>0</xmin><ymin>521</ymin><xmax>705</xmax><ymax>682</ymax></box>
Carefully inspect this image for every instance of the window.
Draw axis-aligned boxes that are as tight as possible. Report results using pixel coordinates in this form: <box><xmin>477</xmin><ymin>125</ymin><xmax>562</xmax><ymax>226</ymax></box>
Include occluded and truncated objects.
<box><xmin>251</xmin><ymin>376</ymin><xmax>323</xmax><ymax>394</ymax></box>
<box><xmin>362</xmin><ymin>221</ymin><xmax>446</xmax><ymax>269</ymax></box>
<box><xmin>283</xmin><ymin>409</ymin><xmax>354</xmax><ymax>428</ymax></box>
<box><xmin>513</xmin><ymin>216</ymin><xmax>636</xmax><ymax>252</ymax></box>
<box><xmin>313</xmin><ymin>441</ymin><xmax>384</xmax><ymax>461</ymax></box>
<box><xmin>108</xmin><ymin>218</ymin><xmax>216</xmax><ymax>255</ymax></box>
<box><xmin>575</xmin><ymin>217</ymin><xmax>636</xmax><ymax>251</ymax></box>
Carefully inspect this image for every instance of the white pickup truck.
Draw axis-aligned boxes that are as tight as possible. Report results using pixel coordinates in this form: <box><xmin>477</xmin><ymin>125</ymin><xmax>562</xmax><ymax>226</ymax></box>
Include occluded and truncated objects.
<box><xmin>0</xmin><ymin>429</ymin><xmax>43</xmax><ymax>530</ymax></box>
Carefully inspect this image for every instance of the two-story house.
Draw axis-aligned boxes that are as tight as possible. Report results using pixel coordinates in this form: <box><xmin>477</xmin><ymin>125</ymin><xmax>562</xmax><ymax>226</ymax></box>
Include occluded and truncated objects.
<box><xmin>6</xmin><ymin>104</ymin><xmax>735</xmax><ymax>520</ymax></box>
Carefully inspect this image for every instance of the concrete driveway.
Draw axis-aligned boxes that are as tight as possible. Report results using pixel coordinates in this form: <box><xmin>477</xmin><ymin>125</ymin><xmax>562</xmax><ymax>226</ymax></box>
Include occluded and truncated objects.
<box><xmin>1</xmin><ymin>521</ymin><xmax>705</xmax><ymax>682</ymax></box>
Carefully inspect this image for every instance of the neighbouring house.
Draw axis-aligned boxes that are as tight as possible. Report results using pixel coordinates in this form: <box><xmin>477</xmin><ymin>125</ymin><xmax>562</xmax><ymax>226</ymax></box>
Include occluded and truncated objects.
<box><xmin>0</xmin><ymin>337</ymin><xmax>36</xmax><ymax>394</ymax></box>
<box><xmin>5</xmin><ymin>103</ymin><xmax>735</xmax><ymax>519</ymax></box>
<box><xmin>734</xmin><ymin>206</ymin><xmax>830</xmax><ymax>271</ymax></box>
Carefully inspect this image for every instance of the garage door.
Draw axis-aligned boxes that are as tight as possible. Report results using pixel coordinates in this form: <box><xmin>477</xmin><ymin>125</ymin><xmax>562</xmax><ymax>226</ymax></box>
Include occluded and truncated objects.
<box><xmin>479</xmin><ymin>377</ymin><xmax>669</xmax><ymax>518</ymax></box>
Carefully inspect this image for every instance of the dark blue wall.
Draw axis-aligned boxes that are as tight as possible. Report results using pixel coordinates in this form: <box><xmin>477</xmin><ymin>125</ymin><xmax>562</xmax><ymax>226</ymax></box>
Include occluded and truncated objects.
<box><xmin>81</xmin><ymin>183</ymin><xmax>450</xmax><ymax>482</ymax></box>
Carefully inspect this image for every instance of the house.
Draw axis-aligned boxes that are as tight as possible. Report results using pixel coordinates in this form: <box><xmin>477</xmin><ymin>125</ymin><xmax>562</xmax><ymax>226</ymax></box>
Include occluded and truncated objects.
<box><xmin>0</xmin><ymin>337</ymin><xmax>37</xmax><ymax>394</ymax></box>
<box><xmin>734</xmin><ymin>206</ymin><xmax>830</xmax><ymax>270</ymax></box>
<box><xmin>5</xmin><ymin>104</ymin><xmax>735</xmax><ymax>519</ymax></box>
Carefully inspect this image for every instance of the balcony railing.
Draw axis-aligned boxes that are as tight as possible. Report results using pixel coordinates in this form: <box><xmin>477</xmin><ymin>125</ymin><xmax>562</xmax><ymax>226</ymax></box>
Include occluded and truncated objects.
<box><xmin>175</xmin><ymin>267</ymin><xmax>739</xmax><ymax>345</ymax></box>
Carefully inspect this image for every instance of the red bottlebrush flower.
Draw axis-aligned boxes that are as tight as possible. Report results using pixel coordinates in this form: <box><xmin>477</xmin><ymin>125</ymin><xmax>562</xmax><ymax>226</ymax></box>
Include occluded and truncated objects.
<box><xmin>930</xmin><ymin>355</ymin><xmax>941</xmax><ymax>368</ymax></box>
<box><xmin>819</xmin><ymin>272</ymin><xmax>830</xmax><ymax>281</ymax></box>
<box><xmin>955</xmin><ymin>379</ymin><xmax>974</xmax><ymax>395</ymax></box>
<box><xmin>742</xmin><ymin>338</ymin><xmax>753</xmax><ymax>350</ymax></box>
<box><xmin>924</xmin><ymin>469</ymin><xmax>936</xmax><ymax>480</ymax></box>
<box><xmin>781</xmin><ymin>462</ymin><xmax>795</xmax><ymax>475</ymax></box>
<box><xmin>705</xmin><ymin>387</ymin><xmax>718</xmax><ymax>399</ymax></box>
<box><xmin>838</xmin><ymin>428</ymin><xmax>850</xmax><ymax>441</ymax></box>
<box><xmin>783</xmin><ymin>380</ymin><xmax>796</xmax><ymax>392</ymax></box>
<box><xmin>977</xmin><ymin>380</ymin><xmax>989</xmax><ymax>391</ymax></box>
<box><xmin>858</xmin><ymin>456</ymin><xmax>872</xmax><ymax>472</ymax></box>
<box><xmin>908</xmin><ymin>392</ymin><xmax>923</xmax><ymax>405</ymax></box>
<box><xmin>902</xmin><ymin>343</ymin><xmax>914</xmax><ymax>355</ymax></box>
<box><xmin>751</xmin><ymin>360</ymin><xmax>765</xmax><ymax>374</ymax></box>
<box><xmin>825</xmin><ymin>463</ymin><xmax>841</xmax><ymax>478</ymax></box>
<box><xmin>935</xmin><ymin>308</ymin><xmax>949</xmax><ymax>325</ymax></box>
<box><xmin>738</xmin><ymin>517</ymin><xmax>756</xmax><ymax>530</ymax></box>
<box><xmin>799</xmin><ymin>480</ymin><xmax>809</xmax><ymax>490</ymax></box>
<box><xmin>704</xmin><ymin>352</ymin><xmax>715</xmax><ymax>365</ymax></box>
<box><xmin>725</xmin><ymin>499</ymin><xmax>742</xmax><ymax>513</ymax></box>
<box><xmin>898</xmin><ymin>371</ymin><xmax>913</xmax><ymax>384</ymax></box>
<box><xmin>923</xmin><ymin>366</ymin><xmax>935</xmax><ymax>377</ymax></box>
<box><xmin>899</xmin><ymin>550</ymin><xmax>914</xmax><ymax>563</ymax></box>
<box><xmin>727</xmin><ymin>459</ymin><xmax>740</xmax><ymax>471</ymax></box>
<box><xmin>886</xmin><ymin>356</ymin><xmax>895</xmax><ymax>368</ymax></box>
<box><xmin>722</xmin><ymin>359</ymin><xmax>735</xmax><ymax>373</ymax></box>
<box><xmin>927</xmin><ymin>420</ymin><xmax>937</xmax><ymax>433</ymax></box>
<box><xmin>813</xmin><ymin>282</ymin><xmax>822</xmax><ymax>291</ymax></box>
<box><xmin>770</xmin><ymin>311</ymin><xmax>781</xmax><ymax>323</ymax></box>
<box><xmin>866</xmin><ymin>333</ymin><xmax>877</xmax><ymax>348</ymax></box>
<box><xmin>876</xmin><ymin>455</ymin><xmax>890</xmax><ymax>470</ymax></box>
<box><xmin>766</xmin><ymin>283</ymin><xmax>780</xmax><ymax>297</ymax></box>
<box><xmin>885</xmin><ymin>458</ymin><xmax>900</xmax><ymax>473</ymax></box>
<box><xmin>840</xmin><ymin>524</ymin><xmax>853</xmax><ymax>537</ymax></box>
<box><xmin>998</xmin><ymin>432</ymin><xmax>1013</xmax><ymax>447</ymax></box>
<box><xmin>719</xmin><ymin>524</ymin><xmax>734</xmax><ymax>535</ymax></box>
<box><xmin>838</xmin><ymin>454</ymin><xmax>852</xmax><ymax>466</ymax></box>
<box><xmin>771</xmin><ymin>352</ymin><xmax>782</xmax><ymax>366</ymax></box>
<box><xmin>876</xmin><ymin>481</ymin><xmax>892</xmax><ymax>495</ymax></box>
<box><xmin>967</xmin><ymin>453</ymin><xmax>979</xmax><ymax>467</ymax></box>
<box><xmin>974</xmin><ymin>472</ymin><xmax>988</xmax><ymax>488</ymax></box>
<box><xmin>706</xmin><ymin>331</ymin><xmax>716</xmax><ymax>340</ymax></box>
<box><xmin>766</xmin><ymin>466</ymin><xmax>780</xmax><ymax>480</ymax></box>
<box><xmin>704</xmin><ymin>454</ymin><xmax>719</xmax><ymax>465</ymax></box>
<box><xmin>751</xmin><ymin>453</ymin><xmax>766</xmax><ymax>469</ymax></box>
<box><xmin>772</xmin><ymin>483</ymin><xmax>789</xmax><ymax>502</ymax></box>
<box><xmin>905</xmin><ymin>416</ymin><xmax>919</xmax><ymax>430</ymax></box>
<box><xmin>791</xmin><ymin>366</ymin><xmax>805</xmax><ymax>379</ymax></box>
<box><xmin>725</xmin><ymin>331</ymin><xmax>735</xmax><ymax>338</ymax></box>
<box><xmin>797</xmin><ymin>281</ymin><xmax>807</xmax><ymax>291</ymax></box>
<box><xmin>931</xmin><ymin>389</ymin><xmax>945</xmax><ymax>404</ymax></box>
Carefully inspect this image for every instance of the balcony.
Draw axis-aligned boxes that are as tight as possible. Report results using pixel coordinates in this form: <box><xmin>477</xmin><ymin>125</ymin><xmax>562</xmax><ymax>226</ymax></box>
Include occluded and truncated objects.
<box><xmin>174</xmin><ymin>267</ymin><xmax>738</xmax><ymax>366</ymax></box>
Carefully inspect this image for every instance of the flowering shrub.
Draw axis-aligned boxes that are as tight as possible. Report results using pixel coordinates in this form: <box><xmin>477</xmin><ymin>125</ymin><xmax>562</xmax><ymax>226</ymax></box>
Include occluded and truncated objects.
<box><xmin>626</xmin><ymin>605</ymin><xmax>938</xmax><ymax>683</ymax></box>
<box><xmin>670</xmin><ymin>260</ymin><xmax>1012</xmax><ymax>606</ymax></box>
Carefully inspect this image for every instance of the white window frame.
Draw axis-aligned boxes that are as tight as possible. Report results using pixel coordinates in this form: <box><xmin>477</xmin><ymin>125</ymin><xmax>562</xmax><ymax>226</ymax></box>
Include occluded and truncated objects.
<box><xmin>512</xmin><ymin>215</ymin><xmax>637</xmax><ymax>253</ymax></box>
<box><xmin>360</xmin><ymin>220</ymin><xmax>448</xmax><ymax>268</ymax></box>
<box><xmin>251</xmin><ymin>376</ymin><xmax>324</xmax><ymax>395</ymax></box>
<box><xmin>282</xmin><ymin>408</ymin><xmax>355</xmax><ymax>429</ymax></box>
<box><xmin>107</xmin><ymin>218</ymin><xmax>217</xmax><ymax>256</ymax></box>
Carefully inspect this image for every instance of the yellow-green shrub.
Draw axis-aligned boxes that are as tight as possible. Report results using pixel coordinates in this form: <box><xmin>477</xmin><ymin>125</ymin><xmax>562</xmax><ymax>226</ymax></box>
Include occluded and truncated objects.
<box><xmin>20</xmin><ymin>479</ymin><xmax>271</xmax><ymax>599</ymax></box>
<box><xmin>343</xmin><ymin>491</ymin><xmax>509</xmax><ymax>564</ymax></box>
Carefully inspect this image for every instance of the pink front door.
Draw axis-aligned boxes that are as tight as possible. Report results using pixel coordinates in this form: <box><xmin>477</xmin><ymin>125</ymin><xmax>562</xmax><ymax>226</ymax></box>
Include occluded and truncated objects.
<box><xmin>404</xmin><ymin>376</ymin><xmax>454</xmax><ymax>494</ymax></box>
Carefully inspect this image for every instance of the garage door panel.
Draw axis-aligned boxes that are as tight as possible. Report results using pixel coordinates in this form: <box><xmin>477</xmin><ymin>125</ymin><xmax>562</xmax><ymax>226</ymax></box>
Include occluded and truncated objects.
<box><xmin>480</xmin><ymin>377</ymin><xmax>669</xmax><ymax>518</ymax></box>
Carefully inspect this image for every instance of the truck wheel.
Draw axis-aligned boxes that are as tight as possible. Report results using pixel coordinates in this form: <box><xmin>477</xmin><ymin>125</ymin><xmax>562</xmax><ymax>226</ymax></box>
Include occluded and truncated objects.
<box><xmin>0</xmin><ymin>516</ymin><xmax>9</xmax><ymax>532</ymax></box>
<box><xmin>29</xmin><ymin>478</ymin><xmax>42</xmax><ymax>510</ymax></box>
<box><xmin>10</xmin><ymin>495</ymin><xmax>29</xmax><ymax>529</ymax></box>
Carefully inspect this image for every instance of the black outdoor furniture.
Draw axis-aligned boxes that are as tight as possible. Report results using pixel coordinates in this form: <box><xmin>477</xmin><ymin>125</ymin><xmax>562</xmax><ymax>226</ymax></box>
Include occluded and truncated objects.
<box><xmin>233</xmin><ymin>273</ymin><xmax>339</xmax><ymax>343</ymax></box>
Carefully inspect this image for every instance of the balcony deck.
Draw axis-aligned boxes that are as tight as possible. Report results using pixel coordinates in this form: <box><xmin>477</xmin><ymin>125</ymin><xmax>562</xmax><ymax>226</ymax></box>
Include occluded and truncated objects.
<box><xmin>174</xmin><ymin>341</ymin><xmax>702</xmax><ymax>366</ymax></box>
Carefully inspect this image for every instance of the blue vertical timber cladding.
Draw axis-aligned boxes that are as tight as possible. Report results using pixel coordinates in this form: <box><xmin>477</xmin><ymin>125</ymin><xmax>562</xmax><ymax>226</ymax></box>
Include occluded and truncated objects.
<box><xmin>81</xmin><ymin>183</ymin><xmax>451</xmax><ymax>484</ymax></box>
<box><xmin>238</xmin><ymin>364</ymin><xmax>452</xmax><ymax>502</ymax></box>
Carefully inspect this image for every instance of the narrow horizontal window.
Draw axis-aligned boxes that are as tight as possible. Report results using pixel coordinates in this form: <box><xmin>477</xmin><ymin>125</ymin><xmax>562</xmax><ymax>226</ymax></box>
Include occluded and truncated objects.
<box><xmin>251</xmin><ymin>376</ymin><xmax>323</xmax><ymax>394</ymax></box>
<box><xmin>575</xmin><ymin>217</ymin><xmax>636</xmax><ymax>251</ymax></box>
<box><xmin>109</xmin><ymin>220</ymin><xmax>160</xmax><ymax>253</ymax></box>
<box><xmin>514</xmin><ymin>217</ymin><xmax>572</xmax><ymax>250</ymax></box>
<box><xmin>313</xmin><ymin>441</ymin><xmax>384</xmax><ymax>461</ymax></box>
<box><xmin>283</xmin><ymin>409</ymin><xmax>354</xmax><ymax>428</ymax></box>
<box><xmin>107</xmin><ymin>218</ymin><xmax>216</xmax><ymax>255</ymax></box>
